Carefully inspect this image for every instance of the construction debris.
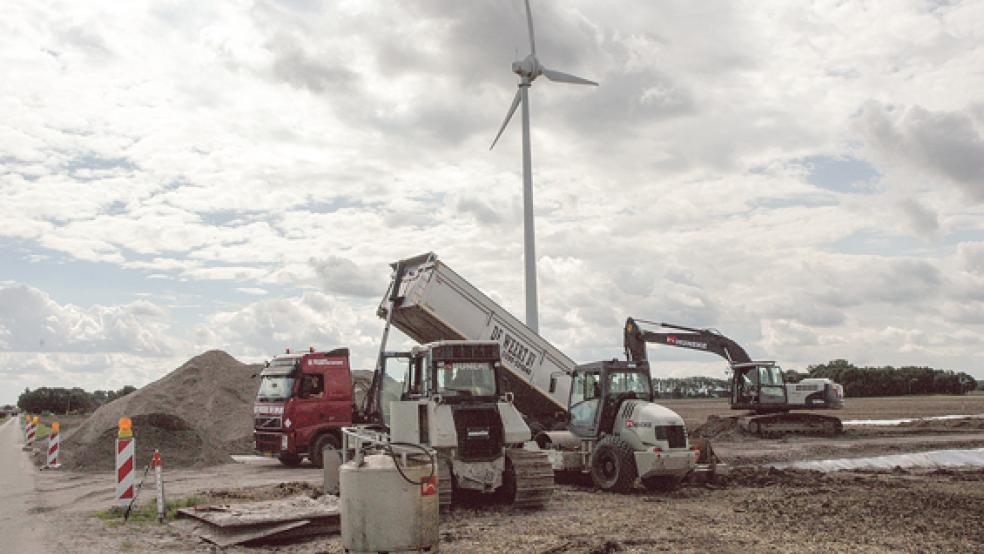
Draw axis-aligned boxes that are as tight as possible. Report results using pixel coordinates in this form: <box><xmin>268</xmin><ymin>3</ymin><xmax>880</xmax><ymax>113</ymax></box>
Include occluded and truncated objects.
<box><xmin>176</xmin><ymin>495</ymin><xmax>340</xmax><ymax>547</ymax></box>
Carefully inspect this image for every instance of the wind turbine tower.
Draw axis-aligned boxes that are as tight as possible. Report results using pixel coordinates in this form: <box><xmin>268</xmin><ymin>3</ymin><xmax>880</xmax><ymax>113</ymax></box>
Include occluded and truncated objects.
<box><xmin>490</xmin><ymin>0</ymin><xmax>597</xmax><ymax>333</ymax></box>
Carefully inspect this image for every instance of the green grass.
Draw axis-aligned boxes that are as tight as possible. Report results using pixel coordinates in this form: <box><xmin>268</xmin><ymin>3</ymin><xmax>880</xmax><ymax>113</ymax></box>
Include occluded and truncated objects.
<box><xmin>33</xmin><ymin>423</ymin><xmax>51</xmax><ymax>440</ymax></box>
<box><xmin>95</xmin><ymin>495</ymin><xmax>207</xmax><ymax>526</ymax></box>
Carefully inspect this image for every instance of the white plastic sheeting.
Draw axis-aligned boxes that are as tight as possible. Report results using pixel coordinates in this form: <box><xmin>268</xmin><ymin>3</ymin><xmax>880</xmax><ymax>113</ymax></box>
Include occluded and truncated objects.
<box><xmin>772</xmin><ymin>448</ymin><xmax>984</xmax><ymax>472</ymax></box>
<box><xmin>842</xmin><ymin>414</ymin><xmax>984</xmax><ymax>426</ymax></box>
<box><xmin>231</xmin><ymin>454</ymin><xmax>280</xmax><ymax>465</ymax></box>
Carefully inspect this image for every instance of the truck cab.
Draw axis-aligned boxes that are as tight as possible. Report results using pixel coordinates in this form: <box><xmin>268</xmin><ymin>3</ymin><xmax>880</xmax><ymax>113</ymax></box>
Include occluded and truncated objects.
<box><xmin>254</xmin><ymin>347</ymin><xmax>354</xmax><ymax>467</ymax></box>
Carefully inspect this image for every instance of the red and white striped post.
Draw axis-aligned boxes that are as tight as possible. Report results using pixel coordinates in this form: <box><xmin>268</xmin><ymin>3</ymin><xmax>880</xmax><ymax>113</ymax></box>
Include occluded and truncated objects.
<box><xmin>116</xmin><ymin>417</ymin><xmax>135</xmax><ymax>508</ymax></box>
<box><xmin>26</xmin><ymin>416</ymin><xmax>38</xmax><ymax>446</ymax></box>
<box><xmin>46</xmin><ymin>422</ymin><xmax>61</xmax><ymax>469</ymax></box>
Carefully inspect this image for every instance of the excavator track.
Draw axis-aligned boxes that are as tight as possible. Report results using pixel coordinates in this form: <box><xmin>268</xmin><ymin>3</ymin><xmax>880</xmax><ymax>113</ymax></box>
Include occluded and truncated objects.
<box><xmin>504</xmin><ymin>448</ymin><xmax>555</xmax><ymax>509</ymax></box>
<box><xmin>437</xmin><ymin>456</ymin><xmax>453</xmax><ymax>513</ymax></box>
<box><xmin>740</xmin><ymin>413</ymin><xmax>843</xmax><ymax>436</ymax></box>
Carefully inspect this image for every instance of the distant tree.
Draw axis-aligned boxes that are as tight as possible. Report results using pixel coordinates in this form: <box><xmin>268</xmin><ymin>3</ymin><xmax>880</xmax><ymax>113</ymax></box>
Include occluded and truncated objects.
<box><xmin>808</xmin><ymin>361</ymin><xmax>975</xmax><ymax>397</ymax></box>
<box><xmin>16</xmin><ymin>384</ymin><xmax>137</xmax><ymax>414</ymax></box>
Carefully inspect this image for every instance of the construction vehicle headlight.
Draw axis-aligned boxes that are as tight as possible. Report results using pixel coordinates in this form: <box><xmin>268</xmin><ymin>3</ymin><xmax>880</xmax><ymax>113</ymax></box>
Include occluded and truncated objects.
<box><xmin>281</xmin><ymin>435</ymin><xmax>289</xmax><ymax>450</ymax></box>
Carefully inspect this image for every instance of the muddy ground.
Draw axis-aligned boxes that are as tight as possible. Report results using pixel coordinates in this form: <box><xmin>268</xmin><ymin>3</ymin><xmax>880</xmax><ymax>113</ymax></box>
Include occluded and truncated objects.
<box><xmin>21</xmin><ymin>396</ymin><xmax>984</xmax><ymax>553</ymax></box>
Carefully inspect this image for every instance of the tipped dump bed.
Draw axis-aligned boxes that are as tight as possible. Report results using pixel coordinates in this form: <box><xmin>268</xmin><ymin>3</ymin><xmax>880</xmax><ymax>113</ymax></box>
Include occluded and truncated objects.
<box><xmin>378</xmin><ymin>253</ymin><xmax>574</xmax><ymax>425</ymax></box>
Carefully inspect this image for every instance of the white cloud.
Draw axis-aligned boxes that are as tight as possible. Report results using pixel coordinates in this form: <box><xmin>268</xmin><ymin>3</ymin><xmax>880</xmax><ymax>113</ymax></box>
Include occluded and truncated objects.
<box><xmin>194</xmin><ymin>292</ymin><xmax>381</xmax><ymax>364</ymax></box>
<box><xmin>2</xmin><ymin>0</ymin><xmax>984</xmax><ymax>403</ymax></box>
<box><xmin>236</xmin><ymin>287</ymin><xmax>269</xmax><ymax>296</ymax></box>
<box><xmin>0</xmin><ymin>283</ymin><xmax>178</xmax><ymax>355</ymax></box>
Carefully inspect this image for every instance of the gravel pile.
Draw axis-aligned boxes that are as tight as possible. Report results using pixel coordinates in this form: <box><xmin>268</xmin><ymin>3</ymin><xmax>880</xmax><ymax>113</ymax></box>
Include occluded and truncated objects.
<box><xmin>60</xmin><ymin>350</ymin><xmax>262</xmax><ymax>471</ymax></box>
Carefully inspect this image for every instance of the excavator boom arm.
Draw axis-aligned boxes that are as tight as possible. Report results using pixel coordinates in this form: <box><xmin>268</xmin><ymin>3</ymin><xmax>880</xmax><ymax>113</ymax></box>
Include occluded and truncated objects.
<box><xmin>624</xmin><ymin>318</ymin><xmax>752</xmax><ymax>366</ymax></box>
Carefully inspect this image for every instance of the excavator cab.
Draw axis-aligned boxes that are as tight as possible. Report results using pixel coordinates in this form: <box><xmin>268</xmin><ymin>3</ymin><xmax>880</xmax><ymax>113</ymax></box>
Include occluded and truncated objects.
<box><xmin>731</xmin><ymin>362</ymin><xmax>788</xmax><ymax>412</ymax></box>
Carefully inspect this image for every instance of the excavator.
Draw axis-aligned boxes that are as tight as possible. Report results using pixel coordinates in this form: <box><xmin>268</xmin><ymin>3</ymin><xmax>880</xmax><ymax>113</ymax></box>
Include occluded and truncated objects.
<box><xmin>624</xmin><ymin>318</ymin><xmax>844</xmax><ymax>435</ymax></box>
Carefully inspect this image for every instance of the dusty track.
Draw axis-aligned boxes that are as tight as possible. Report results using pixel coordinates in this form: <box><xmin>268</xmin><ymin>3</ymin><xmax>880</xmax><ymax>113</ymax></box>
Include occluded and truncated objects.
<box><xmin>0</xmin><ymin>418</ymin><xmax>46</xmax><ymax>554</ymax></box>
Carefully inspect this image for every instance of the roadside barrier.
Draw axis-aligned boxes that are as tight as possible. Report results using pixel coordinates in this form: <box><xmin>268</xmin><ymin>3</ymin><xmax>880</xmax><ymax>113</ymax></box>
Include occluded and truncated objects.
<box><xmin>46</xmin><ymin>422</ymin><xmax>61</xmax><ymax>469</ymax></box>
<box><xmin>26</xmin><ymin>416</ymin><xmax>37</xmax><ymax>446</ymax></box>
<box><xmin>116</xmin><ymin>417</ymin><xmax>135</xmax><ymax>508</ymax></box>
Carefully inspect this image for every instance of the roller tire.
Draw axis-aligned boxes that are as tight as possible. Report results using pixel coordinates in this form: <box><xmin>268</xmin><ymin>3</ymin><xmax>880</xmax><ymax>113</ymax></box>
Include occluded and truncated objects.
<box><xmin>590</xmin><ymin>436</ymin><xmax>637</xmax><ymax>493</ymax></box>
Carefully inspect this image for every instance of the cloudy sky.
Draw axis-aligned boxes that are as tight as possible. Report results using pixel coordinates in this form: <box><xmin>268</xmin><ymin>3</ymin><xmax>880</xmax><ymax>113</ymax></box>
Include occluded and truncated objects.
<box><xmin>2</xmin><ymin>0</ymin><xmax>983</xmax><ymax>405</ymax></box>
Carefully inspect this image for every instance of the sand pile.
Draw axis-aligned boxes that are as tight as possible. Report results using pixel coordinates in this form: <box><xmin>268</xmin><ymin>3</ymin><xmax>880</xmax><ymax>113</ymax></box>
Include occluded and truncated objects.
<box><xmin>61</xmin><ymin>350</ymin><xmax>262</xmax><ymax>471</ymax></box>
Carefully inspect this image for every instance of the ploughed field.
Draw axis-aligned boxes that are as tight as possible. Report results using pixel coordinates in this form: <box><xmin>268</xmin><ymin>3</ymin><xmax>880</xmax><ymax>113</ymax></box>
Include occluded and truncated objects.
<box><xmin>659</xmin><ymin>392</ymin><xmax>984</xmax><ymax>431</ymax></box>
<box><xmin>27</xmin><ymin>394</ymin><xmax>984</xmax><ymax>553</ymax></box>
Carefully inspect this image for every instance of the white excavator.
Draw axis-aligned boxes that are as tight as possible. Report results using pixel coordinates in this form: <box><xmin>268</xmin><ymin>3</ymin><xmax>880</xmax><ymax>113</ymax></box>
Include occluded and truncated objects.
<box><xmin>624</xmin><ymin>318</ymin><xmax>845</xmax><ymax>435</ymax></box>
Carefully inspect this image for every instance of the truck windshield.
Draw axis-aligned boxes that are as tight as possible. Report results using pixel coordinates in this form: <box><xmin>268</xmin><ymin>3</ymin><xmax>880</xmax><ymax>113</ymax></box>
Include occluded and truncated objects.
<box><xmin>436</xmin><ymin>361</ymin><xmax>497</xmax><ymax>397</ymax></box>
<box><xmin>257</xmin><ymin>376</ymin><xmax>295</xmax><ymax>401</ymax></box>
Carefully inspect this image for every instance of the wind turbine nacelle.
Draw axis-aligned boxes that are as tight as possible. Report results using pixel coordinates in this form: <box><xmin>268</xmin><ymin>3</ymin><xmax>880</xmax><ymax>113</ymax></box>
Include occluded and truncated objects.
<box><xmin>512</xmin><ymin>55</ymin><xmax>541</xmax><ymax>79</ymax></box>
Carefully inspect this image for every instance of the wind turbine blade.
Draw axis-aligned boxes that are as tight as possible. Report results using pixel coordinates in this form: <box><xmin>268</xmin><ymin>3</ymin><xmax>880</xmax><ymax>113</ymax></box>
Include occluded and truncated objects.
<box><xmin>542</xmin><ymin>68</ymin><xmax>598</xmax><ymax>86</ymax></box>
<box><xmin>524</xmin><ymin>0</ymin><xmax>536</xmax><ymax>56</ymax></box>
<box><xmin>490</xmin><ymin>89</ymin><xmax>522</xmax><ymax>150</ymax></box>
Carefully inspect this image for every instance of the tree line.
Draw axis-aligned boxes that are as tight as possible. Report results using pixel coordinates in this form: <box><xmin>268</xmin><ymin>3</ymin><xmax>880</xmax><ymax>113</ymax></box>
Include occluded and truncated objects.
<box><xmin>791</xmin><ymin>360</ymin><xmax>977</xmax><ymax>397</ymax></box>
<box><xmin>653</xmin><ymin>376</ymin><xmax>730</xmax><ymax>399</ymax></box>
<box><xmin>17</xmin><ymin>385</ymin><xmax>137</xmax><ymax>414</ymax></box>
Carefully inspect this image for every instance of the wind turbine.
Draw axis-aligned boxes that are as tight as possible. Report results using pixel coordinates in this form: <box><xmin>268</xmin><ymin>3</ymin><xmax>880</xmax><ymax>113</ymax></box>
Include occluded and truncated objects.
<box><xmin>490</xmin><ymin>0</ymin><xmax>597</xmax><ymax>334</ymax></box>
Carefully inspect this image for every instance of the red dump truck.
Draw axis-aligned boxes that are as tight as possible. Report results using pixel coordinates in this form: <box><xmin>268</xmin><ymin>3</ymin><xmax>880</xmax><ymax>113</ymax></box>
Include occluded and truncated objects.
<box><xmin>253</xmin><ymin>347</ymin><xmax>370</xmax><ymax>467</ymax></box>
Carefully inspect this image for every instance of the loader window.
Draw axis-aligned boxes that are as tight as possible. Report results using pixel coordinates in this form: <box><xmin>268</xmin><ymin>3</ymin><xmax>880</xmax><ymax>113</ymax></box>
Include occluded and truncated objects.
<box><xmin>435</xmin><ymin>361</ymin><xmax>496</xmax><ymax>397</ymax></box>
<box><xmin>570</xmin><ymin>372</ymin><xmax>601</xmax><ymax>429</ymax></box>
<box><xmin>607</xmin><ymin>371</ymin><xmax>651</xmax><ymax>400</ymax></box>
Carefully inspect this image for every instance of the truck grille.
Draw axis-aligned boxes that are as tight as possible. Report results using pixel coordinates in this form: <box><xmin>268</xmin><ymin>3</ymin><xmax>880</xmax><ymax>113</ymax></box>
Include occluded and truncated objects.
<box><xmin>656</xmin><ymin>425</ymin><xmax>687</xmax><ymax>449</ymax></box>
<box><xmin>254</xmin><ymin>416</ymin><xmax>282</xmax><ymax>430</ymax></box>
<box><xmin>452</xmin><ymin>405</ymin><xmax>504</xmax><ymax>462</ymax></box>
<box><xmin>254</xmin><ymin>432</ymin><xmax>281</xmax><ymax>453</ymax></box>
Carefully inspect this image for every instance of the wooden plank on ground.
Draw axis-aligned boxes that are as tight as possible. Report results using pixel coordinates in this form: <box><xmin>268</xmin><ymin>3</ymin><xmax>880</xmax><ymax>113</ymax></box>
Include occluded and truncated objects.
<box><xmin>176</xmin><ymin>495</ymin><xmax>339</xmax><ymax>527</ymax></box>
<box><xmin>176</xmin><ymin>518</ymin><xmax>311</xmax><ymax>548</ymax></box>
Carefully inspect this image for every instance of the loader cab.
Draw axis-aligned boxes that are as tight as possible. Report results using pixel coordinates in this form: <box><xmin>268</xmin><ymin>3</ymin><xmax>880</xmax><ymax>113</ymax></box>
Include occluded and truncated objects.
<box><xmin>568</xmin><ymin>361</ymin><xmax>653</xmax><ymax>439</ymax></box>
<box><xmin>730</xmin><ymin>362</ymin><xmax>788</xmax><ymax>412</ymax></box>
<box><xmin>372</xmin><ymin>341</ymin><xmax>503</xmax><ymax>428</ymax></box>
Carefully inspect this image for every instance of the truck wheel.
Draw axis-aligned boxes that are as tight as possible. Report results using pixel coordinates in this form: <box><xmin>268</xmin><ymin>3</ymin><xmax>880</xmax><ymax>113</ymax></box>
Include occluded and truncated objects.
<box><xmin>309</xmin><ymin>434</ymin><xmax>340</xmax><ymax>469</ymax></box>
<box><xmin>278</xmin><ymin>453</ymin><xmax>302</xmax><ymax>467</ymax></box>
<box><xmin>590</xmin><ymin>436</ymin><xmax>637</xmax><ymax>493</ymax></box>
<box><xmin>642</xmin><ymin>475</ymin><xmax>681</xmax><ymax>492</ymax></box>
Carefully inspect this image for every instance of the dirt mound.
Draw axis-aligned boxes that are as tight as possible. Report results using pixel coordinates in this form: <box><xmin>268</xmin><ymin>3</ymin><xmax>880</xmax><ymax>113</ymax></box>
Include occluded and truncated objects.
<box><xmin>691</xmin><ymin>415</ymin><xmax>752</xmax><ymax>440</ymax></box>
<box><xmin>900</xmin><ymin>417</ymin><xmax>984</xmax><ymax>430</ymax></box>
<box><xmin>724</xmin><ymin>466</ymin><xmax>832</xmax><ymax>487</ymax></box>
<box><xmin>60</xmin><ymin>350</ymin><xmax>261</xmax><ymax>471</ymax></box>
